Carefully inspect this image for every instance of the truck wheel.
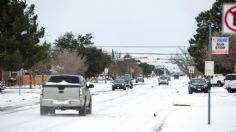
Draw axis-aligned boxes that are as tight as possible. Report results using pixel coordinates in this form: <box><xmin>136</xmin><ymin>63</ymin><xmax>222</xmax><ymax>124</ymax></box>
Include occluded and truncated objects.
<box><xmin>40</xmin><ymin>106</ymin><xmax>48</xmax><ymax>116</ymax></box>
<box><xmin>87</xmin><ymin>97</ymin><xmax>92</xmax><ymax>114</ymax></box>
<box><xmin>79</xmin><ymin>99</ymin><xmax>87</xmax><ymax>116</ymax></box>
<box><xmin>79</xmin><ymin>106</ymin><xmax>86</xmax><ymax>116</ymax></box>
<box><xmin>112</xmin><ymin>88</ymin><xmax>115</xmax><ymax>91</ymax></box>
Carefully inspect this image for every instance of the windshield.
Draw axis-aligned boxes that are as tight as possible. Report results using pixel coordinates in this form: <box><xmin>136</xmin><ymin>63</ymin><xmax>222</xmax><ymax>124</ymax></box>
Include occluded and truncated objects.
<box><xmin>48</xmin><ymin>76</ymin><xmax>80</xmax><ymax>84</ymax></box>
<box><xmin>191</xmin><ymin>79</ymin><xmax>206</xmax><ymax>83</ymax></box>
<box><xmin>114</xmin><ymin>79</ymin><xmax>125</xmax><ymax>83</ymax></box>
<box><xmin>119</xmin><ymin>76</ymin><xmax>131</xmax><ymax>80</ymax></box>
<box><xmin>160</xmin><ymin>76</ymin><xmax>167</xmax><ymax>80</ymax></box>
<box><xmin>225</xmin><ymin>75</ymin><xmax>236</xmax><ymax>80</ymax></box>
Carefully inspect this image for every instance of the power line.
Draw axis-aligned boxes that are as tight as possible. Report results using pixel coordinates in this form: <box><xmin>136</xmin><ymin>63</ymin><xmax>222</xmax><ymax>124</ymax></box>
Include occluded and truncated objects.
<box><xmin>96</xmin><ymin>45</ymin><xmax>188</xmax><ymax>48</ymax></box>
<box><xmin>113</xmin><ymin>52</ymin><xmax>185</xmax><ymax>55</ymax></box>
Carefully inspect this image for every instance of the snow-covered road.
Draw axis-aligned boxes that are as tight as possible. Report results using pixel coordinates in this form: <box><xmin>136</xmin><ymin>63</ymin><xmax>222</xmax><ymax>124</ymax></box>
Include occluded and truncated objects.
<box><xmin>0</xmin><ymin>77</ymin><xmax>179</xmax><ymax>132</ymax></box>
<box><xmin>1</xmin><ymin>77</ymin><xmax>235</xmax><ymax>132</ymax></box>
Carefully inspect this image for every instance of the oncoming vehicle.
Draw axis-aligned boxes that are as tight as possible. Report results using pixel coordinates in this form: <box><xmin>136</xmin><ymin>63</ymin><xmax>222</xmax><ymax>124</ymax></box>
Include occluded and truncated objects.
<box><xmin>174</xmin><ymin>74</ymin><xmax>179</xmax><ymax>80</ymax></box>
<box><xmin>136</xmin><ymin>76</ymin><xmax>144</xmax><ymax>83</ymax></box>
<box><xmin>188</xmin><ymin>78</ymin><xmax>210</xmax><ymax>94</ymax></box>
<box><xmin>119</xmin><ymin>75</ymin><xmax>133</xmax><ymax>88</ymax></box>
<box><xmin>224</xmin><ymin>74</ymin><xmax>236</xmax><ymax>93</ymax></box>
<box><xmin>40</xmin><ymin>75</ymin><xmax>94</xmax><ymax>116</ymax></box>
<box><xmin>158</xmin><ymin>76</ymin><xmax>169</xmax><ymax>85</ymax></box>
<box><xmin>112</xmin><ymin>79</ymin><xmax>126</xmax><ymax>91</ymax></box>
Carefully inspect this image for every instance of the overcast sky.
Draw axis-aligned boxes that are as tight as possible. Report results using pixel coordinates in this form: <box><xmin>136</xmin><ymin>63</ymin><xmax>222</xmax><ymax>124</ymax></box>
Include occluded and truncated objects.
<box><xmin>27</xmin><ymin>0</ymin><xmax>215</xmax><ymax>58</ymax></box>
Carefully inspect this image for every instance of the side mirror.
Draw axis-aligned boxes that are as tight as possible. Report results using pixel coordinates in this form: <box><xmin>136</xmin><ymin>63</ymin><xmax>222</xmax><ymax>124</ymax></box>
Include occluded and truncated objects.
<box><xmin>87</xmin><ymin>84</ymin><xmax>94</xmax><ymax>88</ymax></box>
<box><xmin>87</xmin><ymin>82</ymin><xmax>94</xmax><ymax>88</ymax></box>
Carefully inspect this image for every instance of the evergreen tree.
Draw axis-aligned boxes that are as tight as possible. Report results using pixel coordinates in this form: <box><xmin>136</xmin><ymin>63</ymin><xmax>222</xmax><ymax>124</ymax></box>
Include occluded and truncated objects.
<box><xmin>188</xmin><ymin>0</ymin><xmax>236</xmax><ymax>74</ymax></box>
<box><xmin>83</xmin><ymin>47</ymin><xmax>112</xmax><ymax>78</ymax></box>
<box><xmin>139</xmin><ymin>63</ymin><xmax>155</xmax><ymax>77</ymax></box>
<box><xmin>0</xmin><ymin>0</ymin><xmax>49</xmax><ymax>70</ymax></box>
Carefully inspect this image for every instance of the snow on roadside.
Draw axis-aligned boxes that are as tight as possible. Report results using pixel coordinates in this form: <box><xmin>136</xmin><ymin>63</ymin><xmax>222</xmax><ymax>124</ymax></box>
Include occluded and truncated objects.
<box><xmin>0</xmin><ymin>88</ymin><xmax>40</xmax><ymax>110</ymax></box>
<box><xmin>160</xmin><ymin>80</ymin><xmax>236</xmax><ymax>132</ymax></box>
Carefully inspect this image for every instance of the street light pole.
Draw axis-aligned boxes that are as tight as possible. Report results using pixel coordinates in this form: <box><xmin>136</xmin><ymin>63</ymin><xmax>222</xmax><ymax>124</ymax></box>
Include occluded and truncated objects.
<box><xmin>208</xmin><ymin>22</ymin><xmax>212</xmax><ymax>125</ymax></box>
<box><xmin>208</xmin><ymin>24</ymin><xmax>212</xmax><ymax>60</ymax></box>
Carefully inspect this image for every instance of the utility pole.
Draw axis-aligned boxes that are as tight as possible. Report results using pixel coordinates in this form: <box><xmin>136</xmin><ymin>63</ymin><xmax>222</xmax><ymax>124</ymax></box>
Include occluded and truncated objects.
<box><xmin>208</xmin><ymin>22</ymin><xmax>212</xmax><ymax>125</ymax></box>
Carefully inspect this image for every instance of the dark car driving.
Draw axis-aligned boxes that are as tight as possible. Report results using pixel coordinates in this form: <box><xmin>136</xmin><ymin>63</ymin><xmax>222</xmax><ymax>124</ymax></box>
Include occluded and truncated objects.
<box><xmin>119</xmin><ymin>76</ymin><xmax>133</xmax><ymax>88</ymax></box>
<box><xmin>112</xmin><ymin>79</ymin><xmax>126</xmax><ymax>91</ymax></box>
<box><xmin>188</xmin><ymin>78</ymin><xmax>210</xmax><ymax>94</ymax></box>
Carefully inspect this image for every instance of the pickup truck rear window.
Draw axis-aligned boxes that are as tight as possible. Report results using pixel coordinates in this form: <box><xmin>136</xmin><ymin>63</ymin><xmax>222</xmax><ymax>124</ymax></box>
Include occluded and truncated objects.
<box><xmin>48</xmin><ymin>76</ymin><xmax>80</xmax><ymax>84</ymax></box>
<box><xmin>225</xmin><ymin>75</ymin><xmax>236</xmax><ymax>80</ymax></box>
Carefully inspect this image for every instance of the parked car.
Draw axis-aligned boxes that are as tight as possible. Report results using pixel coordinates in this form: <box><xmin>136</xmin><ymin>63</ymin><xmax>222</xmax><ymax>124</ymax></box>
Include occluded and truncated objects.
<box><xmin>112</xmin><ymin>79</ymin><xmax>126</xmax><ymax>91</ymax></box>
<box><xmin>210</xmin><ymin>74</ymin><xmax>225</xmax><ymax>87</ymax></box>
<box><xmin>224</xmin><ymin>74</ymin><xmax>236</xmax><ymax>93</ymax></box>
<box><xmin>136</xmin><ymin>76</ymin><xmax>144</xmax><ymax>83</ymax></box>
<box><xmin>0</xmin><ymin>80</ymin><xmax>6</xmax><ymax>93</ymax></box>
<box><xmin>158</xmin><ymin>76</ymin><xmax>169</xmax><ymax>85</ymax></box>
<box><xmin>188</xmin><ymin>78</ymin><xmax>210</xmax><ymax>94</ymax></box>
<box><xmin>40</xmin><ymin>74</ymin><xmax>94</xmax><ymax>116</ymax></box>
<box><xmin>119</xmin><ymin>75</ymin><xmax>133</xmax><ymax>88</ymax></box>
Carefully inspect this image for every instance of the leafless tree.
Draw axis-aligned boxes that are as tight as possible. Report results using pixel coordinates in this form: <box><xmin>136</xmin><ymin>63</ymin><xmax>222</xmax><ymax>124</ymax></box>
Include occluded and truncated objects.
<box><xmin>170</xmin><ymin>48</ymin><xmax>203</xmax><ymax>78</ymax></box>
<box><xmin>108</xmin><ymin>58</ymin><xmax>142</xmax><ymax>78</ymax></box>
<box><xmin>52</xmin><ymin>51</ymin><xmax>88</xmax><ymax>75</ymax></box>
<box><xmin>31</xmin><ymin>50</ymin><xmax>88</xmax><ymax>75</ymax></box>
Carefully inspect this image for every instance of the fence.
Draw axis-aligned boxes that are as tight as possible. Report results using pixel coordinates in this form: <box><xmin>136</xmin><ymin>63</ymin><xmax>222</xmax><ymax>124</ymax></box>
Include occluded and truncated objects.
<box><xmin>16</xmin><ymin>75</ymin><xmax>48</xmax><ymax>85</ymax></box>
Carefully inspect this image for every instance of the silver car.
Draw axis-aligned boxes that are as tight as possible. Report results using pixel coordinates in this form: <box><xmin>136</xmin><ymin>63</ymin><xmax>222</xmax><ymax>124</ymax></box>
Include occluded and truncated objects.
<box><xmin>40</xmin><ymin>75</ymin><xmax>94</xmax><ymax>116</ymax></box>
<box><xmin>158</xmin><ymin>76</ymin><xmax>169</xmax><ymax>85</ymax></box>
<box><xmin>224</xmin><ymin>74</ymin><xmax>236</xmax><ymax>93</ymax></box>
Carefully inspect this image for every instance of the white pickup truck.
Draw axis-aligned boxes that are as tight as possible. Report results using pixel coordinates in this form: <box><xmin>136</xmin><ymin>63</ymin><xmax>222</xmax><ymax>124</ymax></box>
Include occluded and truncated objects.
<box><xmin>210</xmin><ymin>74</ymin><xmax>225</xmax><ymax>87</ymax></box>
<box><xmin>40</xmin><ymin>75</ymin><xmax>94</xmax><ymax>116</ymax></box>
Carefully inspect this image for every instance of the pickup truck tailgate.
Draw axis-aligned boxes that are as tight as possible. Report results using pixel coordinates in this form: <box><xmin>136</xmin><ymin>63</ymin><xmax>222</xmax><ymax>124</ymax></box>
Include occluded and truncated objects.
<box><xmin>43</xmin><ymin>85</ymin><xmax>80</xmax><ymax>100</ymax></box>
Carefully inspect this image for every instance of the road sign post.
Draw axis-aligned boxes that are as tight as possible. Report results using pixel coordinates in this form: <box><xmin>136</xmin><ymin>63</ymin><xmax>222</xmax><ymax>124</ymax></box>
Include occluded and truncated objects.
<box><xmin>205</xmin><ymin>61</ymin><xmax>214</xmax><ymax>125</ymax></box>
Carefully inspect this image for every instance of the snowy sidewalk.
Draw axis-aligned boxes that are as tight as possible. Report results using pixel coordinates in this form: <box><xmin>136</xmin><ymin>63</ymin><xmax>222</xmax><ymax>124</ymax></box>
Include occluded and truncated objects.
<box><xmin>0</xmin><ymin>88</ymin><xmax>40</xmax><ymax>112</ymax></box>
<box><xmin>160</xmin><ymin>87</ymin><xmax>236</xmax><ymax>132</ymax></box>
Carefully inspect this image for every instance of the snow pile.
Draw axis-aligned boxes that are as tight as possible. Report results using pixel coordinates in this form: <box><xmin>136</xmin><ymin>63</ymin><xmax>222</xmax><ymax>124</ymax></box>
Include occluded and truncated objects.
<box><xmin>161</xmin><ymin>86</ymin><xmax>236</xmax><ymax>132</ymax></box>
